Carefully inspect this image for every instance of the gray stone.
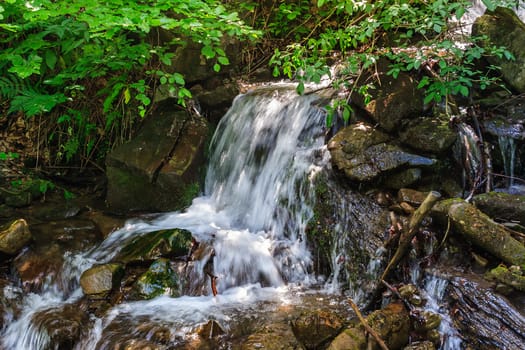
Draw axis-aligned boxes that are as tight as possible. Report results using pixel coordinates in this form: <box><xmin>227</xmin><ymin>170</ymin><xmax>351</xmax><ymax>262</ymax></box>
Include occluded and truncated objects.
<box><xmin>399</xmin><ymin>116</ymin><xmax>456</xmax><ymax>154</ymax></box>
<box><xmin>80</xmin><ymin>263</ymin><xmax>124</xmax><ymax>296</ymax></box>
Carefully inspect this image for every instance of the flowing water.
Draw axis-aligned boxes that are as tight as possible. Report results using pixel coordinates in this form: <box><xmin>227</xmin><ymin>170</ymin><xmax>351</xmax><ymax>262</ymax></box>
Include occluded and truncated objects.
<box><xmin>1</xmin><ymin>85</ymin><xmax>336</xmax><ymax>349</ymax></box>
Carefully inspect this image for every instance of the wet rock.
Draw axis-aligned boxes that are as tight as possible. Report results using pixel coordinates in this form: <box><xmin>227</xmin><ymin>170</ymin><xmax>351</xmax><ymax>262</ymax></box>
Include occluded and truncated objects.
<box><xmin>398</xmin><ymin>116</ymin><xmax>456</xmax><ymax>154</ymax></box>
<box><xmin>106</xmin><ymin>103</ymin><xmax>208</xmax><ymax>213</ymax></box>
<box><xmin>473</xmin><ymin>7</ymin><xmax>525</xmax><ymax>93</ymax></box>
<box><xmin>328</xmin><ymin>302</ymin><xmax>409</xmax><ymax>350</ymax></box>
<box><xmin>351</xmin><ymin>58</ymin><xmax>424</xmax><ymax>132</ymax></box>
<box><xmin>449</xmin><ymin>276</ymin><xmax>525</xmax><ymax>349</ymax></box>
<box><xmin>80</xmin><ymin>263</ymin><xmax>124</xmax><ymax>297</ymax></box>
<box><xmin>328</xmin><ymin>123</ymin><xmax>435</xmax><ymax>182</ymax></box>
<box><xmin>31</xmin><ymin>303</ymin><xmax>89</xmax><ymax>350</ymax></box>
<box><xmin>114</xmin><ymin>228</ymin><xmax>193</xmax><ymax>264</ymax></box>
<box><xmin>291</xmin><ymin>310</ymin><xmax>344</xmax><ymax>349</ymax></box>
<box><xmin>485</xmin><ymin>264</ymin><xmax>525</xmax><ymax>292</ymax></box>
<box><xmin>0</xmin><ymin>218</ymin><xmax>31</xmax><ymax>255</ymax></box>
<box><xmin>14</xmin><ymin>243</ymin><xmax>64</xmax><ymax>292</ymax></box>
<box><xmin>132</xmin><ymin>258</ymin><xmax>180</xmax><ymax>299</ymax></box>
<box><xmin>413</xmin><ymin>311</ymin><xmax>441</xmax><ymax>332</ymax></box>
<box><xmin>473</xmin><ymin>192</ymin><xmax>525</xmax><ymax>226</ymax></box>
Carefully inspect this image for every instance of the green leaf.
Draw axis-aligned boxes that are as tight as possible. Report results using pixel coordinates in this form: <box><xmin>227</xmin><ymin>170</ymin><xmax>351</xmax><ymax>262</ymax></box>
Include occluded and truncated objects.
<box><xmin>45</xmin><ymin>50</ymin><xmax>57</xmax><ymax>70</ymax></box>
<box><xmin>482</xmin><ymin>0</ymin><xmax>496</xmax><ymax>11</ymax></box>
<box><xmin>213</xmin><ymin>63</ymin><xmax>221</xmax><ymax>72</ymax></box>
<box><xmin>217</xmin><ymin>56</ymin><xmax>229</xmax><ymax>65</ymax></box>
<box><xmin>458</xmin><ymin>85</ymin><xmax>469</xmax><ymax>97</ymax></box>
<box><xmin>318</xmin><ymin>0</ymin><xmax>326</xmax><ymax>7</ymax></box>
<box><xmin>201</xmin><ymin>45</ymin><xmax>215</xmax><ymax>59</ymax></box>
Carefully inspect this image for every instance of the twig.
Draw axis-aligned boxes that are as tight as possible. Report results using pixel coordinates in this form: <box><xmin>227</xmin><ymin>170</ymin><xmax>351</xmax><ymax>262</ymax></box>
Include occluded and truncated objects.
<box><xmin>348</xmin><ymin>298</ymin><xmax>389</xmax><ymax>350</ymax></box>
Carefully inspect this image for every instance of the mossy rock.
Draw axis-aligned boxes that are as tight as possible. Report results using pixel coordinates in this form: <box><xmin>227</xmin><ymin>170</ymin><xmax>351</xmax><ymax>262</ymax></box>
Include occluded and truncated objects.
<box><xmin>133</xmin><ymin>258</ymin><xmax>180</xmax><ymax>299</ymax></box>
<box><xmin>115</xmin><ymin>228</ymin><xmax>193</xmax><ymax>264</ymax></box>
<box><xmin>485</xmin><ymin>265</ymin><xmax>525</xmax><ymax>292</ymax></box>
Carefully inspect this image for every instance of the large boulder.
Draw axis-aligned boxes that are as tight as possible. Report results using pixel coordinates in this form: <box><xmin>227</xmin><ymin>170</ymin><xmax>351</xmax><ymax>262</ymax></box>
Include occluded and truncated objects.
<box><xmin>106</xmin><ymin>101</ymin><xmax>208</xmax><ymax>213</ymax></box>
<box><xmin>328</xmin><ymin>122</ymin><xmax>435</xmax><ymax>184</ymax></box>
<box><xmin>472</xmin><ymin>7</ymin><xmax>525</xmax><ymax>93</ymax></box>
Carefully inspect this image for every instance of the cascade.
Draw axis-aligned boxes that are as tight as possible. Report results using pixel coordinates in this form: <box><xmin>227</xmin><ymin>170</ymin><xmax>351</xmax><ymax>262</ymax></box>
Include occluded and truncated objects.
<box><xmin>1</xmin><ymin>85</ymin><xmax>334</xmax><ymax>349</ymax></box>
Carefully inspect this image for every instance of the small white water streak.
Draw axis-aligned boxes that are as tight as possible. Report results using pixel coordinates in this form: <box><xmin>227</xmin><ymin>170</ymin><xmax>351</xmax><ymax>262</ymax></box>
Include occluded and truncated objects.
<box><xmin>424</xmin><ymin>274</ymin><xmax>463</xmax><ymax>350</ymax></box>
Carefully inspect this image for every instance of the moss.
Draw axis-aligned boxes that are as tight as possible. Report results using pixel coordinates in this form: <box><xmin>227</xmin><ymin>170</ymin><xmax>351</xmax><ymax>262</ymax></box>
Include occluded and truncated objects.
<box><xmin>135</xmin><ymin>258</ymin><xmax>180</xmax><ymax>299</ymax></box>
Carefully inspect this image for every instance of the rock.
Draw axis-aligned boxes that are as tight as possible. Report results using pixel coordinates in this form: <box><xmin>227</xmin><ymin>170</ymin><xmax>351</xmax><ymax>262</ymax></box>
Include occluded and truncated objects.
<box><xmin>473</xmin><ymin>192</ymin><xmax>525</xmax><ymax>226</ymax></box>
<box><xmin>0</xmin><ymin>218</ymin><xmax>31</xmax><ymax>255</ymax></box>
<box><xmin>398</xmin><ymin>116</ymin><xmax>456</xmax><ymax>154</ymax></box>
<box><xmin>472</xmin><ymin>7</ymin><xmax>525</xmax><ymax>93</ymax></box>
<box><xmin>328</xmin><ymin>123</ymin><xmax>435</xmax><ymax>182</ymax></box>
<box><xmin>30</xmin><ymin>218</ymin><xmax>102</xmax><ymax>252</ymax></box>
<box><xmin>328</xmin><ymin>302</ymin><xmax>410</xmax><ymax>350</ymax></box>
<box><xmin>31</xmin><ymin>303</ymin><xmax>89</xmax><ymax>350</ymax></box>
<box><xmin>114</xmin><ymin>228</ymin><xmax>193</xmax><ymax>264</ymax></box>
<box><xmin>413</xmin><ymin>311</ymin><xmax>441</xmax><ymax>332</ymax></box>
<box><xmin>1</xmin><ymin>189</ymin><xmax>32</xmax><ymax>208</ymax></box>
<box><xmin>132</xmin><ymin>258</ymin><xmax>180</xmax><ymax>299</ymax></box>
<box><xmin>106</xmin><ymin>102</ymin><xmax>208</xmax><ymax>213</ymax></box>
<box><xmin>397</xmin><ymin>189</ymin><xmax>429</xmax><ymax>206</ymax></box>
<box><xmin>197</xmin><ymin>320</ymin><xmax>225</xmax><ymax>338</ymax></box>
<box><xmin>485</xmin><ymin>264</ymin><xmax>525</xmax><ymax>292</ymax></box>
<box><xmin>80</xmin><ymin>263</ymin><xmax>124</xmax><ymax>297</ymax></box>
<box><xmin>241</xmin><ymin>322</ymin><xmax>302</xmax><ymax>350</ymax></box>
<box><xmin>432</xmin><ymin>198</ymin><xmax>525</xmax><ymax>266</ymax></box>
<box><xmin>404</xmin><ymin>341</ymin><xmax>436</xmax><ymax>350</ymax></box>
<box><xmin>383</xmin><ymin>168</ymin><xmax>422</xmax><ymax>189</ymax></box>
<box><xmin>291</xmin><ymin>310</ymin><xmax>344</xmax><ymax>349</ymax></box>
<box><xmin>351</xmin><ymin>58</ymin><xmax>424</xmax><ymax>132</ymax></box>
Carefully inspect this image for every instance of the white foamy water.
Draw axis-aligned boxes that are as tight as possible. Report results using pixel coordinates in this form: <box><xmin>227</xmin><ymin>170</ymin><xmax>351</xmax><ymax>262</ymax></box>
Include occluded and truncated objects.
<box><xmin>1</xmin><ymin>85</ymin><xmax>329</xmax><ymax>349</ymax></box>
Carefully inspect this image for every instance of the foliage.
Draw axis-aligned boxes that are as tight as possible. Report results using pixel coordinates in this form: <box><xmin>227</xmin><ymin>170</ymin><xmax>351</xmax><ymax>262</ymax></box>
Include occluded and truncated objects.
<box><xmin>264</xmin><ymin>0</ymin><xmax>519</xmax><ymax>125</ymax></box>
<box><xmin>0</xmin><ymin>0</ymin><xmax>258</xmax><ymax>168</ymax></box>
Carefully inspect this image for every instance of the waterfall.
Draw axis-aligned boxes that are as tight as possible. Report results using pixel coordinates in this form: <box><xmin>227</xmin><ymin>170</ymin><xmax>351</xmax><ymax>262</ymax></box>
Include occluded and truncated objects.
<box><xmin>1</xmin><ymin>85</ymin><xmax>330</xmax><ymax>349</ymax></box>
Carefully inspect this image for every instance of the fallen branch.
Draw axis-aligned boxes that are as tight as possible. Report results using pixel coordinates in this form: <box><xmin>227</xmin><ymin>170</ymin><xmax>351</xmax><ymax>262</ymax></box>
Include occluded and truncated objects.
<box><xmin>381</xmin><ymin>191</ymin><xmax>441</xmax><ymax>281</ymax></box>
<box><xmin>348</xmin><ymin>298</ymin><xmax>389</xmax><ymax>350</ymax></box>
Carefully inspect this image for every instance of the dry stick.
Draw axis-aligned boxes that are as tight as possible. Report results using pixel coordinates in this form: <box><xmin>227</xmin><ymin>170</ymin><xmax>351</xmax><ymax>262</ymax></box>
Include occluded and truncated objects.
<box><xmin>348</xmin><ymin>298</ymin><xmax>390</xmax><ymax>350</ymax></box>
<box><xmin>380</xmin><ymin>191</ymin><xmax>442</xmax><ymax>282</ymax></box>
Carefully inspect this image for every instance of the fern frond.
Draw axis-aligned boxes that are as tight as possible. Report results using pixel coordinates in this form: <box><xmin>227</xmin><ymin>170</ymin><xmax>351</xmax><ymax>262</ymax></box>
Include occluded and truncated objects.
<box><xmin>0</xmin><ymin>74</ymin><xmax>29</xmax><ymax>99</ymax></box>
<box><xmin>9</xmin><ymin>88</ymin><xmax>68</xmax><ymax>117</ymax></box>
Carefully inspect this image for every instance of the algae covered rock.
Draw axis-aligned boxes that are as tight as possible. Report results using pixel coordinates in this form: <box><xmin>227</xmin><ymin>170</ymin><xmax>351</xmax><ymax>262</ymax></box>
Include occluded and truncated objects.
<box><xmin>115</xmin><ymin>228</ymin><xmax>193</xmax><ymax>264</ymax></box>
<box><xmin>133</xmin><ymin>258</ymin><xmax>180</xmax><ymax>299</ymax></box>
<box><xmin>398</xmin><ymin>116</ymin><xmax>456</xmax><ymax>154</ymax></box>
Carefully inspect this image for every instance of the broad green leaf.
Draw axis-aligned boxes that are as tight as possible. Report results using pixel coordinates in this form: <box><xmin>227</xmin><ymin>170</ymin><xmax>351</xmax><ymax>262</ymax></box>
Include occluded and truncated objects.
<box><xmin>45</xmin><ymin>50</ymin><xmax>57</xmax><ymax>70</ymax></box>
<box><xmin>201</xmin><ymin>45</ymin><xmax>215</xmax><ymax>59</ymax></box>
<box><xmin>482</xmin><ymin>0</ymin><xmax>496</xmax><ymax>11</ymax></box>
<box><xmin>217</xmin><ymin>56</ymin><xmax>229</xmax><ymax>65</ymax></box>
<box><xmin>213</xmin><ymin>63</ymin><xmax>221</xmax><ymax>72</ymax></box>
<box><xmin>318</xmin><ymin>0</ymin><xmax>326</xmax><ymax>7</ymax></box>
<box><xmin>124</xmin><ymin>88</ymin><xmax>131</xmax><ymax>104</ymax></box>
<box><xmin>297</xmin><ymin>81</ymin><xmax>305</xmax><ymax>95</ymax></box>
